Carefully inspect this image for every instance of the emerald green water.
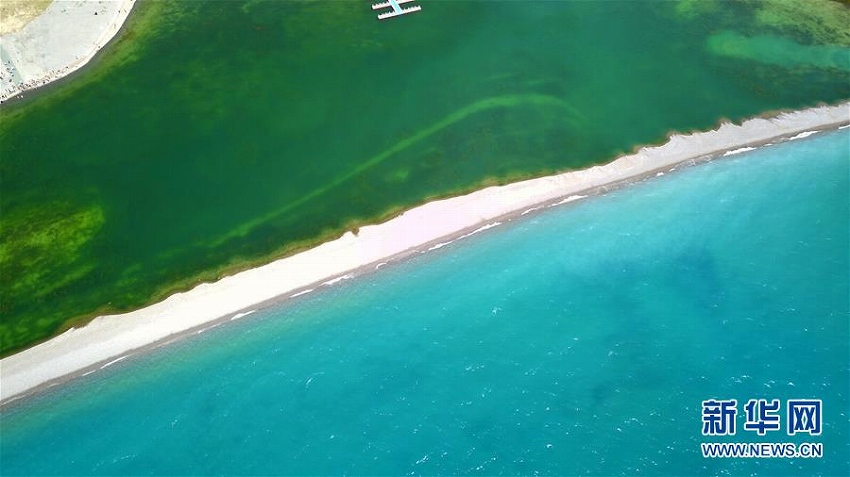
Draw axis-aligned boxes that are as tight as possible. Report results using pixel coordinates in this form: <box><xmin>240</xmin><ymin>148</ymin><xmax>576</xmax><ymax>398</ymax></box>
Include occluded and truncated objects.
<box><xmin>1</xmin><ymin>0</ymin><xmax>848</xmax><ymax>354</ymax></box>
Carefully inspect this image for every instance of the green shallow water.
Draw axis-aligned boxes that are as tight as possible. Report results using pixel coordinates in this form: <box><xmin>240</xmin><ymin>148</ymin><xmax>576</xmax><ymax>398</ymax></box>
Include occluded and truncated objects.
<box><xmin>0</xmin><ymin>0</ymin><xmax>848</xmax><ymax>353</ymax></box>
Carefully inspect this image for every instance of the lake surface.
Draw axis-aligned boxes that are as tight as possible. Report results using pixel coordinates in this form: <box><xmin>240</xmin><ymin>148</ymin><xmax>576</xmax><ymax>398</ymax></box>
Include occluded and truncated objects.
<box><xmin>2</xmin><ymin>130</ymin><xmax>847</xmax><ymax>475</ymax></box>
<box><xmin>1</xmin><ymin>0</ymin><xmax>848</xmax><ymax>353</ymax></box>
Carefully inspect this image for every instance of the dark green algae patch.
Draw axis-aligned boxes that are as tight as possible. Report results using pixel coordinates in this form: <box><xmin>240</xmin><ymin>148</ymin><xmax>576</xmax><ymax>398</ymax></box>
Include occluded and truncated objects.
<box><xmin>1</xmin><ymin>0</ymin><xmax>848</xmax><ymax>355</ymax></box>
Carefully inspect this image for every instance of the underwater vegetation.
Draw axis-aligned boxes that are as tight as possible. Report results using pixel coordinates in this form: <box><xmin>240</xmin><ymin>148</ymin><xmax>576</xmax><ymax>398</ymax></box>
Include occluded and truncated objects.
<box><xmin>669</xmin><ymin>0</ymin><xmax>850</xmax><ymax>57</ymax></box>
<box><xmin>673</xmin><ymin>0</ymin><xmax>850</xmax><ymax>47</ymax></box>
<box><xmin>749</xmin><ymin>0</ymin><xmax>850</xmax><ymax>47</ymax></box>
<box><xmin>0</xmin><ymin>203</ymin><xmax>104</xmax><ymax>348</ymax></box>
<box><xmin>707</xmin><ymin>31</ymin><xmax>850</xmax><ymax>72</ymax></box>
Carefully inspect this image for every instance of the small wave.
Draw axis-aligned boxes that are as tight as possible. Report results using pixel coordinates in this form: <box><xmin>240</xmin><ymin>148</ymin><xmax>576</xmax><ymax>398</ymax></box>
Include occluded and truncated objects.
<box><xmin>100</xmin><ymin>355</ymin><xmax>128</xmax><ymax>370</ymax></box>
<box><xmin>458</xmin><ymin>222</ymin><xmax>502</xmax><ymax>240</ymax></box>
<box><xmin>230</xmin><ymin>310</ymin><xmax>256</xmax><ymax>321</ymax></box>
<box><xmin>788</xmin><ymin>130</ymin><xmax>817</xmax><ymax>140</ymax></box>
<box><xmin>723</xmin><ymin>146</ymin><xmax>757</xmax><ymax>156</ymax></box>
<box><xmin>521</xmin><ymin>206</ymin><xmax>544</xmax><ymax>216</ymax></box>
<box><xmin>428</xmin><ymin>241</ymin><xmax>452</xmax><ymax>251</ymax></box>
<box><xmin>196</xmin><ymin>322</ymin><xmax>222</xmax><ymax>334</ymax></box>
<box><xmin>291</xmin><ymin>288</ymin><xmax>314</xmax><ymax>298</ymax></box>
<box><xmin>551</xmin><ymin>195</ymin><xmax>586</xmax><ymax>207</ymax></box>
<box><xmin>322</xmin><ymin>274</ymin><xmax>352</xmax><ymax>286</ymax></box>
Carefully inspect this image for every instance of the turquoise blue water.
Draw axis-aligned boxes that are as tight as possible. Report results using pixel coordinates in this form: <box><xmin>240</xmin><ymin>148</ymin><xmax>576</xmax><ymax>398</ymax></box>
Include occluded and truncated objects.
<box><xmin>1</xmin><ymin>130</ymin><xmax>848</xmax><ymax>475</ymax></box>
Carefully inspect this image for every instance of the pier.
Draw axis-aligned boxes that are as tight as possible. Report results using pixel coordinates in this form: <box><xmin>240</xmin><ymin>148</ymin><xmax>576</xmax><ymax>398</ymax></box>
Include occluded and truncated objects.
<box><xmin>372</xmin><ymin>0</ymin><xmax>422</xmax><ymax>20</ymax></box>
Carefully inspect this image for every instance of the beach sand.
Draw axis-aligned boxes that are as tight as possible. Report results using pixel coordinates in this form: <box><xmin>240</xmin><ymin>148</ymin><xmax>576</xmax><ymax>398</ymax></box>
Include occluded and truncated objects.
<box><xmin>1</xmin><ymin>102</ymin><xmax>847</xmax><ymax>406</ymax></box>
<box><xmin>0</xmin><ymin>0</ymin><xmax>135</xmax><ymax>102</ymax></box>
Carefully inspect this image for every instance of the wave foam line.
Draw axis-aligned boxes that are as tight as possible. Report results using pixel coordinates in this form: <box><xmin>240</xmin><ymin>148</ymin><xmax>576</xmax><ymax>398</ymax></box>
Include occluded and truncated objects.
<box><xmin>458</xmin><ymin>222</ymin><xmax>503</xmax><ymax>240</ymax></box>
<box><xmin>322</xmin><ymin>275</ymin><xmax>352</xmax><ymax>287</ymax></box>
<box><xmin>100</xmin><ymin>355</ymin><xmax>128</xmax><ymax>370</ymax></box>
<box><xmin>230</xmin><ymin>310</ymin><xmax>256</xmax><ymax>321</ymax></box>
<box><xmin>788</xmin><ymin>130</ymin><xmax>818</xmax><ymax>140</ymax></box>
<box><xmin>428</xmin><ymin>241</ymin><xmax>453</xmax><ymax>251</ymax></box>
<box><xmin>551</xmin><ymin>195</ymin><xmax>587</xmax><ymax>207</ymax></box>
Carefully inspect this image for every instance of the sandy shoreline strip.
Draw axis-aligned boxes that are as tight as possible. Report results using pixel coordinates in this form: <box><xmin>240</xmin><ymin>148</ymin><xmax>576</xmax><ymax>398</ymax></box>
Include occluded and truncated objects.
<box><xmin>0</xmin><ymin>0</ymin><xmax>136</xmax><ymax>102</ymax></box>
<box><xmin>1</xmin><ymin>102</ymin><xmax>848</xmax><ymax>406</ymax></box>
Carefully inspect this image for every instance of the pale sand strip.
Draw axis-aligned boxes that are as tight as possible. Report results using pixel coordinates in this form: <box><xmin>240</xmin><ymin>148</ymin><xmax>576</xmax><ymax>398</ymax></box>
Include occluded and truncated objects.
<box><xmin>1</xmin><ymin>103</ymin><xmax>848</xmax><ymax>405</ymax></box>
<box><xmin>0</xmin><ymin>0</ymin><xmax>136</xmax><ymax>102</ymax></box>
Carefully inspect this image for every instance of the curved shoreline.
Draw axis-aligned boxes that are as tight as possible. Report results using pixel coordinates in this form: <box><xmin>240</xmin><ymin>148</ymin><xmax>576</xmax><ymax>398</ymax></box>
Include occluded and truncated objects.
<box><xmin>1</xmin><ymin>102</ymin><xmax>848</xmax><ymax>406</ymax></box>
<box><xmin>0</xmin><ymin>0</ymin><xmax>136</xmax><ymax>102</ymax></box>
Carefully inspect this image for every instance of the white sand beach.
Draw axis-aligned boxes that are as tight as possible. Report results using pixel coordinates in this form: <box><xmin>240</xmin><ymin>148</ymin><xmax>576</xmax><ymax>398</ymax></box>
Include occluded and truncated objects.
<box><xmin>0</xmin><ymin>0</ymin><xmax>135</xmax><ymax>102</ymax></box>
<box><xmin>1</xmin><ymin>102</ymin><xmax>847</xmax><ymax>405</ymax></box>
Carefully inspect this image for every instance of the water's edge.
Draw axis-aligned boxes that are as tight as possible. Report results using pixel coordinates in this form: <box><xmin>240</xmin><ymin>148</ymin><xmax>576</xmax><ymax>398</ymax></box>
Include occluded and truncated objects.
<box><xmin>1</xmin><ymin>102</ymin><xmax>848</xmax><ymax>407</ymax></box>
